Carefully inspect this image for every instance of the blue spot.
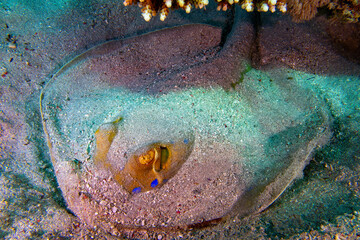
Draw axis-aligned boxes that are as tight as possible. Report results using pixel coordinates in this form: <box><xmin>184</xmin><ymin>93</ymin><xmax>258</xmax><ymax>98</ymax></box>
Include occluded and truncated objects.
<box><xmin>151</xmin><ymin>179</ymin><xmax>159</xmax><ymax>188</ymax></box>
<box><xmin>132</xmin><ymin>187</ymin><xmax>141</xmax><ymax>193</ymax></box>
<box><xmin>184</xmin><ymin>139</ymin><xmax>189</xmax><ymax>144</ymax></box>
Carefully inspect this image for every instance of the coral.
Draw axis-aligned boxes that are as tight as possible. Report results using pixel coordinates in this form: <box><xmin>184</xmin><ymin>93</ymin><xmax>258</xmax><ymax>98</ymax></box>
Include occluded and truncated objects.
<box><xmin>329</xmin><ymin>0</ymin><xmax>360</xmax><ymax>23</ymax></box>
<box><xmin>288</xmin><ymin>0</ymin><xmax>360</xmax><ymax>22</ymax></box>
<box><xmin>123</xmin><ymin>0</ymin><xmax>290</xmax><ymax>21</ymax></box>
<box><xmin>123</xmin><ymin>0</ymin><xmax>209</xmax><ymax>21</ymax></box>
<box><xmin>287</xmin><ymin>0</ymin><xmax>331</xmax><ymax>21</ymax></box>
<box><xmin>122</xmin><ymin>0</ymin><xmax>360</xmax><ymax>23</ymax></box>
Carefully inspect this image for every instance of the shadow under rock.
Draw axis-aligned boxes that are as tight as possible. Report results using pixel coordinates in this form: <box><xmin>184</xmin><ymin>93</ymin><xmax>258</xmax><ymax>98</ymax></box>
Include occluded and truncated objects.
<box><xmin>252</xmin><ymin>13</ymin><xmax>360</xmax><ymax>76</ymax></box>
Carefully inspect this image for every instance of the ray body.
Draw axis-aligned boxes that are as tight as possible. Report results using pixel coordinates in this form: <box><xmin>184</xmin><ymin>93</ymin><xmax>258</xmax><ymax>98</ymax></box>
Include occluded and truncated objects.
<box><xmin>40</xmin><ymin>24</ymin><xmax>330</xmax><ymax>230</ymax></box>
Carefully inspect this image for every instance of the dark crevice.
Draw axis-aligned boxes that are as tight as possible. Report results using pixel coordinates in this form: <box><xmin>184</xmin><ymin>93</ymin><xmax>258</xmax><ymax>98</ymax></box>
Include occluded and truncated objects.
<box><xmin>219</xmin><ymin>6</ymin><xmax>236</xmax><ymax>47</ymax></box>
<box><xmin>250</xmin><ymin>11</ymin><xmax>262</xmax><ymax>68</ymax></box>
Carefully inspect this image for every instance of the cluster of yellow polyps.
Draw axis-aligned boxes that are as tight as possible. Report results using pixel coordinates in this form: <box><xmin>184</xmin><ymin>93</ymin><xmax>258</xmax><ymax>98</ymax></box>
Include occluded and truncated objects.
<box><xmin>122</xmin><ymin>0</ymin><xmax>288</xmax><ymax>22</ymax></box>
<box><xmin>217</xmin><ymin>0</ymin><xmax>287</xmax><ymax>12</ymax></box>
<box><xmin>123</xmin><ymin>0</ymin><xmax>360</xmax><ymax>23</ymax></box>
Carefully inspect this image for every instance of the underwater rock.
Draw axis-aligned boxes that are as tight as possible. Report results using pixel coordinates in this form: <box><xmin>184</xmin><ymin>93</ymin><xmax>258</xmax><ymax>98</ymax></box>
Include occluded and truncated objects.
<box><xmin>40</xmin><ymin>24</ymin><xmax>331</xmax><ymax>231</ymax></box>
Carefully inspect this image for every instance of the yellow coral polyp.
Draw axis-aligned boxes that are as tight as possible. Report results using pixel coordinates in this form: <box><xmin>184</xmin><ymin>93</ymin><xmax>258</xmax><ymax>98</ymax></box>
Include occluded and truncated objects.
<box><xmin>242</xmin><ymin>0</ymin><xmax>254</xmax><ymax>12</ymax></box>
<box><xmin>160</xmin><ymin>7</ymin><xmax>169</xmax><ymax>21</ymax></box>
<box><xmin>200</xmin><ymin>0</ymin><xmax>209</xmax><ymax>5</ymax></box>
<box><xmin>268</xmin><ymin>0</ymin><xmax>276</xmax><ymax>5</ymax></box>
<box><xmin>278</xmin><ymin>2</ymin><xmax>286</xmax><ymax>13</ymax></box>
<box><xmin>185</xmin><ymin>3</ymin><xmax>192</xmax><ymax>13</ymax></box>
<box><xmin>258</xmin><ymin>2</ymin><xmax>269</xmax><ymax>12</ymax></box>
<box><xmin>165</xmin><ymin>0</ymin><xmax>172</xmax><ymax>8</ymax></box>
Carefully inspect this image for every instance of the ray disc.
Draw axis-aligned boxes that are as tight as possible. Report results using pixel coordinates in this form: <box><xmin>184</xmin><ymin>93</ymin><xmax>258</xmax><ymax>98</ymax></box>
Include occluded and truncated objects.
<box><xmin>40</xmin><ymin>24</ymin><xmax>331</xmax><ymax>230</ymax></box>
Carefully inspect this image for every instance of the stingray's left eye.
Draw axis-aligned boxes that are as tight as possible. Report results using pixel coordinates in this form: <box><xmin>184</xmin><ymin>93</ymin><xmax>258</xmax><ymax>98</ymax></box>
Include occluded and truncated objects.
<box><xmin>138</xmin><ymin>149</ymin><xmax>155</xmax><ymax>165</ymax></box>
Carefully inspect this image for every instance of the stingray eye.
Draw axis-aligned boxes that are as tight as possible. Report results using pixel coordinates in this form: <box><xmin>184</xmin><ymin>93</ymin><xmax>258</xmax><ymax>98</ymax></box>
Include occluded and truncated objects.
<box><xmin>138</xmin><ymin>149</ymin><xmax>155</xmax><ymax>165</ymax></box>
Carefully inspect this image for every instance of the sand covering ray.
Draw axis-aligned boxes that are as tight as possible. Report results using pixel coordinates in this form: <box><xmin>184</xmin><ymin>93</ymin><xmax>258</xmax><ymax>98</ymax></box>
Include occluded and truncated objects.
<box><xmin>40</xmin><ymin>24</ymin><xmax>331</xmax><ymax>231</ymax></box>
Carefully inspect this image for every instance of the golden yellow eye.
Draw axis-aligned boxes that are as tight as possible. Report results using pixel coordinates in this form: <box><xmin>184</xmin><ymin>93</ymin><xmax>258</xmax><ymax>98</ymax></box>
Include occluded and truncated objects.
<box><xmin>138</xmin><ymin>149</ymin><xmax>155</xmax><ymax>165</ymax></box>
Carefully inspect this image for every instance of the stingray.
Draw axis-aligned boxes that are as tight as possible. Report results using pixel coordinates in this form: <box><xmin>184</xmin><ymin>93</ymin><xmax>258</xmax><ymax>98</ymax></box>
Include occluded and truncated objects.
<box><xmin>40</xmin><ymin>24</ymin><xmax>331</xmax><ymax>231</ymax></box>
